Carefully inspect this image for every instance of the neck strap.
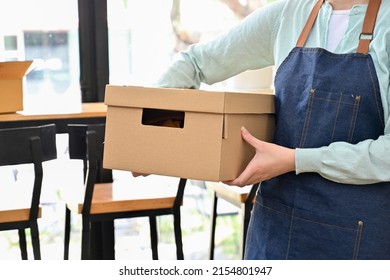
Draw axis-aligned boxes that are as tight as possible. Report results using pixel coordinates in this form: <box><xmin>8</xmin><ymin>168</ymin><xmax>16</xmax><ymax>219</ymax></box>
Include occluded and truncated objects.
<box><xmin>356</xmin><ymin>0</ymin><xmax>381</xmax><ymax>54</ymax></box>
<box><xmin>296</xmin><ymin>0</ymin><xmax>382</xmax><ymax>54</ymax></box>
<box><xmin>296</xmin><ymin>0</ymin><xmax>324</xmax><ymax>48</ymax></box>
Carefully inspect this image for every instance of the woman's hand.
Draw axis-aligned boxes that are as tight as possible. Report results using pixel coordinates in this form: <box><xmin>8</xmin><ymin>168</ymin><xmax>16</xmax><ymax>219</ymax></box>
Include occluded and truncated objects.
<box><xmin>223</xmin><ymin>127</ymin><xmax>296</xmax><ymax>187</ymax></box>
<box><xmin>131</xmin><ymin>172</ymin><xmax>150</xmax><ymax>177</ymax></box>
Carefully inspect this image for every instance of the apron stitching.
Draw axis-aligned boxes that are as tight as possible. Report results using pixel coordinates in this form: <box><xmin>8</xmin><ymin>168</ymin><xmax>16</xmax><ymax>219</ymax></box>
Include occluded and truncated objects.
<box><xmin>299</xmin><ymin>88</ymin><xmax>316</xmax><ymax>147</ymax></box>
<box><xmin>365</xmin><ymin>58</ymin><xmax>385</xmax><ymax>127</ymax></box>
<box><xmin>293</xmin><ymin>216</ymin><xmax>358</xmax><ymax>232</ymax></box>
<box><xmin>332</xmin><ymin>92</ymin><xmax>343</xmax><ymax>141</ymax></box>
<box><xmin>258</xmin><ymin>199</ymin><xmax>357</xmax><ymax>231</ymax></box>
<box><xmin>256</xmin><ymin>199</ymin><xmax>292</xmax><ymax>217</ymax></box>
<box><xmin>244</xmin><ymin>202</ymin><xmax>256</xmax><ymax>259</ymax></box>
<box><xmin>286</xmin><ymin>208</ymin><xmax>295</xmax><ymax>260</ymax></box>
<box><xmin>311</xmin><ymin>96</ymin><xmax>359</xmax><ymax>104</ymax></box>
<box><xmin>348</xmin><ymin>95</ymin><xmax>361</xmax><ymax>142</ymax></box>
<box><xmin>274</xmin><ymin>48</ymin><xmax>299</xmax><ymax>83</ymax></box>
<box><xmin>352</xmin><ymin>221</ymin><xmax>364</xmax><ymax>260</ymax></box>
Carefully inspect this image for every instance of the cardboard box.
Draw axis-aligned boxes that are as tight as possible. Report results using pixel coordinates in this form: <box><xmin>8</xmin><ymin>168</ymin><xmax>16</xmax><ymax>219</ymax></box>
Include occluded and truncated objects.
<box><xmin>0</xmin><ymin>61</ymin><xmax>33</xmax><ymax>113</ymax></box>
<box><xmin>103</xmin><ymin>85</ymin><xmax>275</xmax><ymax>182</ymax></box>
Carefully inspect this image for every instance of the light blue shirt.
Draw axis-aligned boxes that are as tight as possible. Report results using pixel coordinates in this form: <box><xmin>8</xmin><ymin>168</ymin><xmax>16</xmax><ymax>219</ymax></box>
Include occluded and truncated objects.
<box><xmin>156</xmin><ymin>0</ymin><xmax>390</xmax><ymax>184</ymax></box>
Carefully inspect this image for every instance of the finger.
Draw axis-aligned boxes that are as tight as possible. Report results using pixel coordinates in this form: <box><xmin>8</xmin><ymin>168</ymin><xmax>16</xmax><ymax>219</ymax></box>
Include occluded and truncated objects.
<box><xmin>132</xmin><ymin>172</ymin><xmax>149</xmax><ymax>177</ymax></box>
<box><xmin>240</xmin><ymin>126</ymin><xmax>260</xmax><ymax>148</ymax></box>
<box><xmin>226</xmin><ymin>159</ymin><xmax>257</xmax><ymax>187</ymax></box>
<box><xmin>222</xmin><ymin>180</ymin><xmax>234</xmax><ymax>185</ymax></box>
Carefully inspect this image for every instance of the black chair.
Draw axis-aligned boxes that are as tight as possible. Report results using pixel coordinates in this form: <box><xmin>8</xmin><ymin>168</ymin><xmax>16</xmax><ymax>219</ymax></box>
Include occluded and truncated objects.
<box><xmin>0</xmin><ymin>124</ymin><xmax>57</xmax><ymax>260</ymax></box>
<box><xmin>207</xmin><ymin>182</ymin><xmax>259</xmax><ymax>259</ymax></box>
<box><xmin>62</xmin><ymin>124</ymin><xmax>187</xmax><ymax>260</ymax></box>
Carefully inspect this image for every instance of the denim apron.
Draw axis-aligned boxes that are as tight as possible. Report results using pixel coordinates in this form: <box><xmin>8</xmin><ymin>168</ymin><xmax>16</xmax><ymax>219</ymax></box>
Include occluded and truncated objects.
<box><xmin>245</xmin><ymin>0</ymin><xmax>390</xmax><ymax>260</ymax></box>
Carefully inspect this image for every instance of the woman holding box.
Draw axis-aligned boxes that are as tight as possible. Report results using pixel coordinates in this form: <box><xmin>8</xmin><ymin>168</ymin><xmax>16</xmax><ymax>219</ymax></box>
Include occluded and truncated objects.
<box><xmin>155</xmin><ymin>0</ymin><xmax>390</xmax><ymax>259</ymax></box>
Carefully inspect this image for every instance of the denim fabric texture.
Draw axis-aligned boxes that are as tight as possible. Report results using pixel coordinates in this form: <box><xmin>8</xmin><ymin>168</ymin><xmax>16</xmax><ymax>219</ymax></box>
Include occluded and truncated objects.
<box><xmin>245</xmin><ymin>4</ymin><xmax>390</xmax><ymax>260</ymax></box>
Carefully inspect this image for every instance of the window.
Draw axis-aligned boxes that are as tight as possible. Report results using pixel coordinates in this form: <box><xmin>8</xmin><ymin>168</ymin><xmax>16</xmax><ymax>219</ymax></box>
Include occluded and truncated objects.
<box><xmin>108</xmin><ymin>0</ymin><xmax>176</xmax><ymax>86</ymax></box>
<box><xmin>1</xmin><ymin>0</ymin><xmax>277</xmax><ymax>109</ymax></box>
<box><xmin>0</xmin><ymin>0</ymin><xmax>80</xmax><ymax>113</ymax></box>
<box><xmin>107</xmin><ymin>0</ymin><xmax>274</xmax><ymax>87</ymax></box>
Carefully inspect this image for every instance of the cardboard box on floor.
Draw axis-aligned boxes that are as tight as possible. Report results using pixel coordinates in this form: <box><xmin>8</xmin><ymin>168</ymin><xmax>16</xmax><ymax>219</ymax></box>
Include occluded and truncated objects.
<box><xmin>103</xmin><ymin>85</ymin><xmax>275</xmax><ymax>182</ymax></box>
<box><xmin>0</xmin><ymin>61</ymin><xmax>33</xmax><ymax>113</ymax></box>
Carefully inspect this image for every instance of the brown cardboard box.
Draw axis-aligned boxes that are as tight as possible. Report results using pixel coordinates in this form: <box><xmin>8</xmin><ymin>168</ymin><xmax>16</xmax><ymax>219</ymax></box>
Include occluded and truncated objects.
<box><xmin>0</xmin><ymin>61</ymin><xmax>33</xmax><ymax>113</ymax></box>
<box><xmin>103</xmin><ymin>85</ymin><xmax>275</xmax><ymax>182</ymax></box>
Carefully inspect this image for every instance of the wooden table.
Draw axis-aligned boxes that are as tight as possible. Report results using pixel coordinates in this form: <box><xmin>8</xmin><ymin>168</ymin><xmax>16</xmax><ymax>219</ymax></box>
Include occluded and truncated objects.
<box><xmin>0</xmin><ymin>102</ymin><xmax>115</xmax><ymax>259</ymax></box>
<box><xmin>0</xmin><ymin>102</ymin><xmax>107</xmax><ymax>133</ymax></box>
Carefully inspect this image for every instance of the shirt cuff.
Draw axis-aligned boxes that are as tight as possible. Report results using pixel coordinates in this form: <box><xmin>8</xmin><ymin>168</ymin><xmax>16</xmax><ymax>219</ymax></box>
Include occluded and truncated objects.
<box><xmin>295</xmin><ymin>147</ymin><xmax>324</xmax><ymax>175</ymax></box>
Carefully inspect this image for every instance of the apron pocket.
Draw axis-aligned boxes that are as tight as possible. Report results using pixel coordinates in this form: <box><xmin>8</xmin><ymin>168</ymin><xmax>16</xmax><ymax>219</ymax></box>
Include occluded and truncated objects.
<box><xmin>246</xmin><ymin>195</ymin><xmax>365</xmax><ymax>260</ymax></box>
<box><xmin>300</xmin><ymin>88</ymin><xmax>360</xmax><ymax>147</ymax></box>
<box><xmin>287</xmin><ymin>208</ymin><xmax>363</xmax><ymax>260</ymax></box>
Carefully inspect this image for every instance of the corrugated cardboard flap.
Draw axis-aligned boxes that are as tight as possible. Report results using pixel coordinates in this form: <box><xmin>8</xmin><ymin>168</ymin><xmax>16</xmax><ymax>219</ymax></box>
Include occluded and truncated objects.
<box><xmin>105</xmin><ymin>85</ymin><xmax>274</xmax><ymax>114</ymax></box>
<box><xmin>0</xmin><ymin>61</ymin><xmax>34</xmax><ymax>79</ymax></box>
<box><xmin>223</xmin><ymin>91</ymin><xmax>274</xmax><ymax>114</ymax></box>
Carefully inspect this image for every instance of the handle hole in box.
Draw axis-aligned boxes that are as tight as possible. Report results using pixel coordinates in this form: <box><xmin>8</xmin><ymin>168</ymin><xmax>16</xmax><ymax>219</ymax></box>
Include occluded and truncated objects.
<box><xmin>142</xmin><ymin>108</ymin><xmax>185</xmax><ymax>128</ymax></box>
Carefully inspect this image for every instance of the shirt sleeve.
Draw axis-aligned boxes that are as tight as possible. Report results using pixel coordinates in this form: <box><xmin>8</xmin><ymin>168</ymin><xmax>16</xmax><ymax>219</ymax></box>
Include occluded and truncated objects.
<box><xmin>155</xmin><ymin>1</ymin><xmax>286</xmax><ymax>89</ymax></box>
<box><xmin>295</xmin><ymin>134</ymin><xmax>390</xmax><ymax>184</ymax></box>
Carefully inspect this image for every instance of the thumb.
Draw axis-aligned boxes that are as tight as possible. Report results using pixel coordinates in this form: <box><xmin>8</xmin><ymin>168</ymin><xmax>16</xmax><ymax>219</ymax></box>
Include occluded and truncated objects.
<box><xmin>240</xmin><ymin>126</ymin><xmax>258</xmax><ymax>148</ymax></box>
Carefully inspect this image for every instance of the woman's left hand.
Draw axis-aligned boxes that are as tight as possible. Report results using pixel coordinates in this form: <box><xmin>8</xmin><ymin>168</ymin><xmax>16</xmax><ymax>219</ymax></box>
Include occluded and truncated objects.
<box><xmin>223</xmin><ymin>127</ymin><xmax>296</xmax><ymax>187</ymax></box>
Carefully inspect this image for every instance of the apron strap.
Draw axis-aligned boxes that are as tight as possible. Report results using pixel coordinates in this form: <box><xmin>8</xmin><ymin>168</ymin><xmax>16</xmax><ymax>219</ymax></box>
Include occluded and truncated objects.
<box><xmin>296</xmin><ymin>0</ymin><xmax>324</xmax><ymax>48</ymax></box>
<box><xmin>356</xmin><ymin>0</ymin><xmax>381</xmax><ymax>54</ymax></box>
<box><xmin>296</xmin><ymin>0</ymin><xmax>382</xmax><ymax>55</ymax></box>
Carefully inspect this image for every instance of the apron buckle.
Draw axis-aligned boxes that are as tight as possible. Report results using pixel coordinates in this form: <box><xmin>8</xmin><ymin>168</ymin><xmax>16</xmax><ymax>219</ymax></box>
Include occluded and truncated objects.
<box><xmin>359</xmin><ymin>33</ymin><xmax>373</xmax><ymax>41</ymax></box>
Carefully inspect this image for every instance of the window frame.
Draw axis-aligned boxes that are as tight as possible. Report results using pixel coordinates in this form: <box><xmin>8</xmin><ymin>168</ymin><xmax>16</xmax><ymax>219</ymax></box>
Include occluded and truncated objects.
<box><xmin>78</xmin><ymin>0</ymin><xmax>109</xmax><ymax>102</ymax></box>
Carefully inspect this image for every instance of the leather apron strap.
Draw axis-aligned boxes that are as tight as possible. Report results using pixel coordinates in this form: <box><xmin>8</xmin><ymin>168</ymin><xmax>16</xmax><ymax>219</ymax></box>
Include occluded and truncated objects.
<box><xmin>296</xmin><ymin>0</ymin><xmax>324</xmax><ymax>48</ymax></box>
<box><xmin>296</xmin><ymin>0</ymin><xmax>382</xmax><ymax>54</ymax></box>
<box><xmin>356</xmin><ymin>0</ymin><xmax>381</xmax><ymax>54</ymax></box>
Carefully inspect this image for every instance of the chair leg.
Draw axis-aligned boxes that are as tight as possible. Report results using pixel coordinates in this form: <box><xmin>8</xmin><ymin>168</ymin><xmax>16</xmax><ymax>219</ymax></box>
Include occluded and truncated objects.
<box><xmin>64</xmin><ymin>206</ymin><xmax>71</xmax><ymax>260</ymax></box>
<box><xmin>173</xmin><ymin>208</ymin><xmax>184</xmax><ymax>260</ymax></box>
<box><xmin>81</xmin><ymin>216</ymin><xmax>91</xmax><ymax>260</ymax></box>
<box><xmin>30</xmin><ymin>220</ymin><xmax>41</xmax><ymax>260</ymax></box>
<box><xmin>208</xmin><ymin>192</ymin><xmax>218</xmax><ymax>260</ymax></box>
<box><xmin>149</xmin><ymin>216</ymin><xmax>159</xmax><ymax>260</ymax></box>
<box><xmin>18</xmin><ymin>229</ymin><xmax>28</xmax><ymax>260</ymax></box>
<box><xmin>100</xmin><ymin>221</ymin><xmax>115</xmax><ymax>260</ymax></box>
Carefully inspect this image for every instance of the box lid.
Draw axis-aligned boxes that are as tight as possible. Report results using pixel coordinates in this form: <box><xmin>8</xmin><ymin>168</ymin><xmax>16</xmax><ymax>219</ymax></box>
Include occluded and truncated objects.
<box><xmin>104</xmin><ymin>85</ymin><xmax>274</xmax><ymax>114</ymax></box>
<box><xmin>0</xmin><ymin>61</ymin><xmax>34</xmax><ymax>79</ymax></box>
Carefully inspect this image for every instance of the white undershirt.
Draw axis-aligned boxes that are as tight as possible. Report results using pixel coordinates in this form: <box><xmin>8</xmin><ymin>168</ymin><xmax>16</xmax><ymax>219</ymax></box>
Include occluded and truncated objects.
<box><xmin>326</xmin><ymin>9</ymin><xmax>351</xmax><ymax>52</ymax></box>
